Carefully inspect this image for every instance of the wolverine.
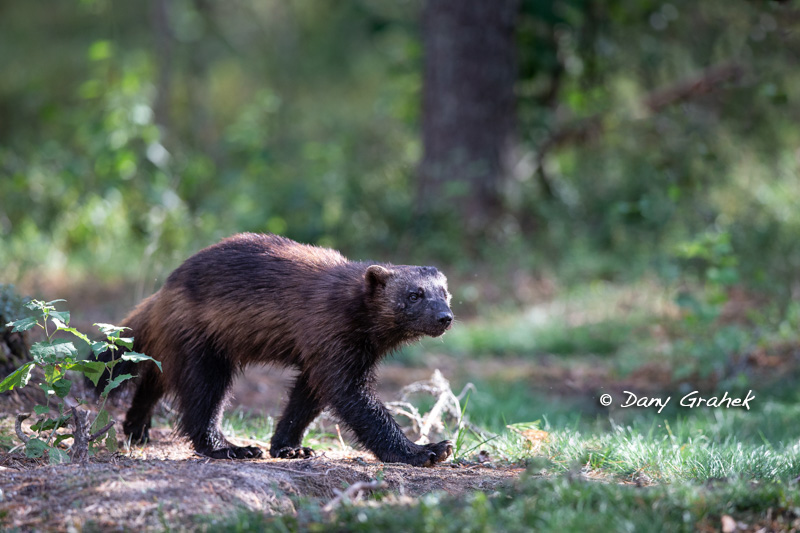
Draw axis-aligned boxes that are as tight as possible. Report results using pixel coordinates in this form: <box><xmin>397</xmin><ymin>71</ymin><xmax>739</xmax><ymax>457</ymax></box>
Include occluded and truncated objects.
<box><xmin>99</xmin><ymin>233</ymin><xmax>454</xmax><ymax>467</ymax></box>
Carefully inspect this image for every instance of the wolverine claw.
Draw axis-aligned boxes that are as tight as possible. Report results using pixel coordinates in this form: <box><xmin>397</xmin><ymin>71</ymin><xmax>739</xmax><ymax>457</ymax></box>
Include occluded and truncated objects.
<box><xmin>272</xmin><ymin>446</ymin><xmax>315</xmax><ymax>459</ymax></box>
<box><xmin>202</xmin><ymin>445</ymin><xmax>263</xmax><ymax>460</ymax></box>
<box><xmin>422</xmin><ymin>440</ymin><xmax>453</xmax><ymax>466</ymax></box>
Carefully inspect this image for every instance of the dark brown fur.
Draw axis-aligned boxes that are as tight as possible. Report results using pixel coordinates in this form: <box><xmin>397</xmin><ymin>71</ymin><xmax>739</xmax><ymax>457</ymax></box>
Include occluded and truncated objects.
<box><xmin>104</xmin><ymin>233</ymin><xmax>454</xmax><ymax>466</ymax></box>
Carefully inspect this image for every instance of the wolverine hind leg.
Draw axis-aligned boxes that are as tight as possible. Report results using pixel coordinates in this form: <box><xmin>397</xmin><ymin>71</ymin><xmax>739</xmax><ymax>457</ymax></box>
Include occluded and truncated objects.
<box><xmin>123</xmin><ymin>362</ymin><xmax>164</xmax><ymax>444</ymax></box>
<box><xmin>176</xmin><ymin>339</ymin><xmax>262</xmax><ymax>459</ymax></box>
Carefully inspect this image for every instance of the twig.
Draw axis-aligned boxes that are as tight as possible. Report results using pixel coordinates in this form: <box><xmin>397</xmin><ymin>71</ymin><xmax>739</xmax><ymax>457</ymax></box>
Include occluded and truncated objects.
<box><xmin>15</xmin><ymin>413</ymin><xmax>30</xmax><ymax>444</ymax></box>
<box><xmin>322</xmin><ymin>480</ymin><xmax>385</xmax><ymax>512</ymax></box>
<box><xmin>88</xmin><ymin>420</ymin><xmax>116</xmax><ymax>443</ymax></box>
<box><xmin>335</xmin><ymin>424</ymin><xmax>348</xmax><ymax>453</ymax></box>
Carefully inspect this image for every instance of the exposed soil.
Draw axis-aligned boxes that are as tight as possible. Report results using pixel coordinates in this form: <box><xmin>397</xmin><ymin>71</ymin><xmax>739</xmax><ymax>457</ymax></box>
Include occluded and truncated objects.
<box><xmin>0</xmin><ymin>427</ymin><xmax>523</xmax><ymax>531</ymax></box>
<box><xmin>0</xmin><ymin>362</ymin><xmax>527</xmax><ymax>532</ymax></box>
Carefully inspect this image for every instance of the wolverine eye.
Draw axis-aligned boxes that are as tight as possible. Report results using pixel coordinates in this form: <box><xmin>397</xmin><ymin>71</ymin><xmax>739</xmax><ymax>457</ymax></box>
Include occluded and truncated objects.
<box><xmin>408</xmin><ymin>289</ymin><xmax>424</xmax><ymax>302</ymax></box>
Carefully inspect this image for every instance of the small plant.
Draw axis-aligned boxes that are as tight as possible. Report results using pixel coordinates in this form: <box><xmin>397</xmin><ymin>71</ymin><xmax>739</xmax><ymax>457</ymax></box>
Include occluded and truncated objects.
<box><xmin>1</xmin><ymin>299</ymin><xmax>161</xmax><ymax>463</ymax></box>
<box><xmin>674</xmin><ymin>229</ymin><xmax>739</xmax><ymax>325</ymax></box>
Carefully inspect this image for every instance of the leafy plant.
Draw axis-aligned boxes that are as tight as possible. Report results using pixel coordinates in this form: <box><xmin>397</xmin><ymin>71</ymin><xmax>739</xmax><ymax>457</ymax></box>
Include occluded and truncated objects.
<box><xmin>675</xmin><ymin>229</ymin><xmax>740</xmax><ymax>324</ymax></box>
<box><xmin>1</xmin><ymin>299</ymin><xmax>161</xmax><ymax>463</ymax></box>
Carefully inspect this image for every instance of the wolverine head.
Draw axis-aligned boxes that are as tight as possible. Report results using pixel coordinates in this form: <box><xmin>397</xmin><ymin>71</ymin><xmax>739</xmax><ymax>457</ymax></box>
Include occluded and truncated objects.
<box><xmin>365</xmin><ymin>264</ymin><xmax>453</xmax><ymax>338</ymax></box>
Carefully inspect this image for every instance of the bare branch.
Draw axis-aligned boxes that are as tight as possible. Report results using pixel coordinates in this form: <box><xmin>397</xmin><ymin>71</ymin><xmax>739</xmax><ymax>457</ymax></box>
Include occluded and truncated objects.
<box><xmin>15</xmin><ymin>413</ymin><xmax>30</xmax><ymax>444</ymax></box>
<box><xmin>88</xmin><ymin>420</ymin><xmax>116</xmax><ymax>443</ymax></box>
<box><xmin>643</xmin><ymin>62</ymin><xmax>744</xmax><ymax>113</ymax></box>
<box><xmin>534</xmin><ymin>61</ymin><xmax>745</xmax><ymax>196</ymax></box>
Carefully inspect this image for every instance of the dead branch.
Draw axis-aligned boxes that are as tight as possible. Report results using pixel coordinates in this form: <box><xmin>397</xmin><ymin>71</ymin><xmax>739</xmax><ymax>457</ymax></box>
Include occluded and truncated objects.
<box><xmin>643</xmin><ymin>62</ymin><xmax>744</xmax><ymax>113</ymax></box>
<box><xmin>542</xmin><ymin>61</ymin><xmax>743</xmax><ymax>154</ymax></box>
<box><xmin>534</xmin><ymin>61</ymin><xmax>744</xmax><ymax>196</ymax></box>
<box><xmin>89</xmin><ymin>420</ymin><xmax>116</xmax><ymax>442</ymax></box>
<box><xmin>385</xmin><ymin>369</ymin><xmax>474</xmax><ymax>445</ymax></box>
<box><xmin>70</xmin><ymin>407</ymin><xmax>91</xmax><ymax>463</ymax></box>
<box><xmin>15</xmin><ymin>413</ymin><xmax>30</xmax><ymax>444</ymax></box>
<box><xmin>69</xmin><ymin>406</ymin><xmax>115</xmax><ymax>463</ymax></box>
<box><xmin>322</xmin><ymin>480</ymin><xmax>385</xmax><ymax>512</ymax></box>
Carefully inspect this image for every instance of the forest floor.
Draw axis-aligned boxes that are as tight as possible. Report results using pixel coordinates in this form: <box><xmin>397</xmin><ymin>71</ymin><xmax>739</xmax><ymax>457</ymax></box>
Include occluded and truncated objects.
<box><xmin>0</xmin><ymin>362</ymin><xmax>531</xmax><ymax>531</ymax></box>
<box><xmin>0</xmin><ymin>429</ymin><xmax>523</xmax><ymax>531</ymax></box>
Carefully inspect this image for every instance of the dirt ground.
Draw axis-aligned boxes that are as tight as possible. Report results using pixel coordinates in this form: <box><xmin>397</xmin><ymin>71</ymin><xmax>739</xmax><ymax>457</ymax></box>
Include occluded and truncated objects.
<box><xmin>0</xmin><ymin>363</ymin><xmax>528</xmax><ymax>532</ymax></box>
<box><xmin>0</xmin><ymin>428</ymin><xmax>524</xmax><ymax>531</ymax></box>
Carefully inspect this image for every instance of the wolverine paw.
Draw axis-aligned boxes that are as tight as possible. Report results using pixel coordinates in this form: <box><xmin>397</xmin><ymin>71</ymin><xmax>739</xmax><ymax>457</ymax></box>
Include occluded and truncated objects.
<box><xmin>418</xmin><ymin>440</ymin><xmax>453</xmax><ymax>467</ymax></box>
<box><xmin>202</xmin><ymin>445</ymin><xmax>263</xmax><ymax>460</ymax></box>
<box><xmin>270</xmin><ymin>446</ymin><xmax>315</xmax><ymax>459</ymax></box>
<box><xmin>123</xmin><ymin>422</ymin><xmax>150</xmax><ymax>444</ymax></box>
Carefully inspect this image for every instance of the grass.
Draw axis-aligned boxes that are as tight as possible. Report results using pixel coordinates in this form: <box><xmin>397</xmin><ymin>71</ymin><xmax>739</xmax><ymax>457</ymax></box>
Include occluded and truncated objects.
<box><xmin>401</xmin><ymin>279</ymin><xmax>676</xmax><ymax>364</ymax></box>
<box><xmin>204</xmin><ymin>397</ymin><xmax>800</xmax><ymax>532</ymax></box>
<box><xmin>204</xmin><ymin>475</ymin><xmax>800</xmax><ymax>532</ymax></box>
<box><xmin>195</xmin><ymin>277</ymin><xmax>800</xmax><ymax>531</ymax></box>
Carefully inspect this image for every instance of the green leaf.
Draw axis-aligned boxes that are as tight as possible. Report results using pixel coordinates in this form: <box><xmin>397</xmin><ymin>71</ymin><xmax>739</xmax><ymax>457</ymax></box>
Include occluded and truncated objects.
<box><xmin>70</xmin><ymin>361</ymin><xmax>107</xmax><ymax>387</ymax></box>
<box><xmin>95</xmin><ymin>323</ymin><xmax>129</xmax><ymax>337</ymax></box>
<box><xmin>115</xmin><ymin>337</ymin><xmax>134</xmax><ymax>349</ymax></box>
<box><xmin>38</xmin><ymin>381</ymin><xmax>55</xmax><ymax>396</ymax></box>
<box><xmin>49</xmin><ymin>447</ymin><xmax>70</xmax><ymax>464</ymax></box>
<box><xmin>121</xmin><ymin>351</ymin><xmax>162</xmax><ymax>372</ymax></box>
<box><xmin>25</xmin><ymin>300</ymin><xmax>48</xmax><ymax>312</ymax></box>
<box><xmin>105</xmin><ymin>426</ymin><xmax>118</xmax><ymax>453</ymax></box>
<box><xmin>44</xmin><ymin>364</ymin><xmax>65</xmax><ymax>384</ymax></box>
<box><xmin>31</xmin><ymin>414</ymin><xmax>71</xmax><ymax>432</ymax></box>
<box><xmin>44</xmin><ymin>299</ymin><xmax>66</xmax><ymax>306</ymax></box>
<box><xmin>31</xmin><ymin>339</ymin><xmax>77</xmax><ymax>363</ymax></box>
<box><xmin>0</xmin><ymin>362</ymin><xmax>35</xmax><ymax>392</ymax></box>
<box><xmin>91</xmin><ymin>341</ymin><xmax>110</xmax><ymax>357</ymax></box>
<box><xmin>92</xmin><ymin>408</ymin><xmax>111</xmax><ymax>433</ymax></box>
<box><xmin>53</xmin><ymin>434</ymin><xmax>73</xmax><ymax>447</ymax></box>
<box><xmin>53</xmin><ymin>378</ymin><xmax>72</xmax><ymax>398</ymax></box>
<box><xmin>50</xmin><ymin>310</ymin><xmax>70</xmax><ymax>327</ymax></box>
<box><xmin>34</xmin><ymin>405</ymin><xmax>50</xmax><ymax>416</ymax></box>
<box><xmin>53</xmin><ymin>324</ymin><xmax>91</xmax><ymax>345</ymax></box>
<box><xmin>91</xmin><ymin>408</ymin><xmax>117</xmax><ymax>451</ymax></box>
<box><xmin>102</xmin><ymin>373</ymin><xmax>134</xmax><ymax>397</ymax></box>
<box><xmin>25</xmin><ymin>438</ymin><xmax>48</xmax><ymax>458</ymax></box>
<box><xmin>6</xmin><ymin>316</ymin><xmax>38</xmax><ymax>332</ymax></box>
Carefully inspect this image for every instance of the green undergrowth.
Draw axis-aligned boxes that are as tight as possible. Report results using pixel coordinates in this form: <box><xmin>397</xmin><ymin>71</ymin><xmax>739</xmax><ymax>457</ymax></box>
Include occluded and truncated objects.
<box><xmin>204</xmin><ymin>396</ymin><xmax>800</xmax><ymax>532</ymax></box>
<box><xmin>214</xmin><ymin>383</ymin><xmax>800</xmax><ymax>485</ymax></box>
<box><xmin>201</xmin><ymin>475</ymin><xmax>800</xmax><ymax>533</ymax></box>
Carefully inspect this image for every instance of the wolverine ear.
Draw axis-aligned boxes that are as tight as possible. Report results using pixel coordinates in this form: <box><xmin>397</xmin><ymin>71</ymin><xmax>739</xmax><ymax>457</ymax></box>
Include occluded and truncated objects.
<box><xmin>365</xmin><ymin>265</ymin><xmax>393</xmax><ymax>288</ymax></box>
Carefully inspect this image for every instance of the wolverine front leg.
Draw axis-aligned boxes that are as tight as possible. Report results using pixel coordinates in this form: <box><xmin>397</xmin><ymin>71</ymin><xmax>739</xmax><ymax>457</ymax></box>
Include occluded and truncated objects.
<box><xmin>328</xmin><ymin>376</ymin><xmax>452</xmax><ymax>467</ymax></box>
<box><xmin>270</xmin><ymin>372</ymin><xmax>323</xmax><ymax>459</ymax></box>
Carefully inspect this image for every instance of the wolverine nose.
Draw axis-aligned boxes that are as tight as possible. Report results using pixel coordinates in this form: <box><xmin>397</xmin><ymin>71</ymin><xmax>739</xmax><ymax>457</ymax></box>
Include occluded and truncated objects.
<box><xmin>436</xmin><ymin>311</ymin><xmax>453</xmax><ymax>327</ymax></box>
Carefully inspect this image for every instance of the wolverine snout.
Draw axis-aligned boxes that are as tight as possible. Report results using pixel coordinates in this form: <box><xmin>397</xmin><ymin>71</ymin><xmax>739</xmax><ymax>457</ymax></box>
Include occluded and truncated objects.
<box><xmin>436</xmin><ymin>310</ymin><xmax>453</xmax><ymax>328</ymax></box>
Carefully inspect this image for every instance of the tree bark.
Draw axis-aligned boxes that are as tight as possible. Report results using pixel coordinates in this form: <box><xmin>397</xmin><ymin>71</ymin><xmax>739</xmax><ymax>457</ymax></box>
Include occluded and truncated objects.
<box><xmin>418</xmin><ymin>0</ymin><xmax>519</xmax><ymax>232</ymax></box>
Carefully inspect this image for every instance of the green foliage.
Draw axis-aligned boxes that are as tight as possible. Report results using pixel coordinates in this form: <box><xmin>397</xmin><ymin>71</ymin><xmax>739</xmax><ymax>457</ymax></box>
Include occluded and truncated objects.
<box><xmin>0</xmin><ymin>284</ymin><xmax>28</xmax><ymax>324</ymax></box>
<box><xmin>1</xmin><ymin>299</ymin><xmax>160</xmax><ymax>463</ymax></box>
<box><xmin>0</xmin><ymin>0</ymin><xmax>796</xmax><ymax>310</ymax></box>
<box><xmin>198</xmin><ymin>391</ymin><xmax>800</xmax><ymax>531</ymax></box>
<box><xmin>204</xmin><ymin>475</ymin><xmax>800</xmax><ymax>532</ymax></box>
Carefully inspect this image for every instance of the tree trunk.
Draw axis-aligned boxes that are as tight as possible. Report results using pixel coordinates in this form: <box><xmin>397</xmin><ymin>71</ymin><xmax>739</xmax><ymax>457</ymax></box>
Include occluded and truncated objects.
<box><xmin>418</xmin><ymin>0</ymin><xmax>519</xmax><ymax>232</ymax></box>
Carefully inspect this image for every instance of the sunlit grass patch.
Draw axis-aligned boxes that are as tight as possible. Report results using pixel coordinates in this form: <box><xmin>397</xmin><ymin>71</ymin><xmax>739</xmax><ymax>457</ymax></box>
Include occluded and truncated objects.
<box><xmin>410</xmin><ymin>279</ymin><xmax>678</xmax><ymax>360</ymax></box>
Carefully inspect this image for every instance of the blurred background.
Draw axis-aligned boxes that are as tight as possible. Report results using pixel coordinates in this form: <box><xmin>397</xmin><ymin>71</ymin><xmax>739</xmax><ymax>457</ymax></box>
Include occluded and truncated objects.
<box><xmin>2</xmin><ymin>0</ymin><xmax>800</xmax><ymax>435</ymax></box>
